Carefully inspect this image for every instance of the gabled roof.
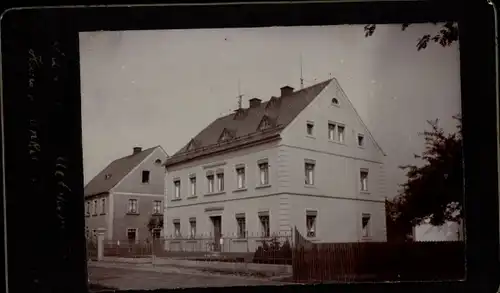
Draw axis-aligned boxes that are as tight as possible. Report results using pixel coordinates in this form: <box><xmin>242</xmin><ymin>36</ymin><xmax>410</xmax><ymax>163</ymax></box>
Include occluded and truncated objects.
<box><xmin>84</xmin><ymin>146</ymin><xmax>160</xmax><ymax>197</ymax></box>
<box><xmin>166</xmin><ymin>79</ymin><xmax>332</xmax><ymax>167</ymax></box>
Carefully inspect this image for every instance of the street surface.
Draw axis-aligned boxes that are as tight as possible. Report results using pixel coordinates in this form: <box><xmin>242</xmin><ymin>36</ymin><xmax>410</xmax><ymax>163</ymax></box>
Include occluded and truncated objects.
<box><xmin>88</xmin><ymin>262</ymin><xmax>284</xmax><ymax>290</ymax></box>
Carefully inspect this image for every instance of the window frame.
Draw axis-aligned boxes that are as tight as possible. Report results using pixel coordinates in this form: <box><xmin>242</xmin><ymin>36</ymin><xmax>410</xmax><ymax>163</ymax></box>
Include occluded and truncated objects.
<box><xmin>128</xmin><ymin>198</ymin><xmax>139</xmax><ymax>214</ymax></box>
<box><xmin>258</xmin><ymin>162</ymin><xmax>270</xmax><ymax>186</ymax></box>
<box><xmin>357</xmin><ymin>133</ymin><xmax>365</xmax><ymax>147</ymax></box>
<box><xmin>306</xmin><ymin>121</ymin><xmax>315</xmax><ymax>136</ymax></box>
<box><xmin>207</xmin><ymin>174</ymin><xmax>215</xmax><ymax>193</ymax></box>
<box><xmin>236</xmin><ymin>214</ymin><xmax>247</xmax><ymax>239</ymax></box>
<box><xmin>236</xmin><ymin>166</ymin><xmax>246</xmax><ymax>189</ymax></box>
<box><xmin>100</xmin><ymin>198</ymin><xmax>106</xmax><ymax>215</ymax></box>
<box><xmin>174</xmin><ymin>179</ymin><xmax>181</xmax><ymax>199</ymax></box>
<box><xmin>153</xmin><ymin>200</ymin><xmax>162</xmax><ymax>215</ymax></box>
<box><xmin>362</xmin><ymin>213</ymin><xmax>372</xmax><ymax>238</ymax></box>
<box><xmin>189</xmin><ymin>176</ymin><xmax>197</xmax><ymax>196</ymax></box>
<box><xmin>141</xmin><ymin>170</ymin><xmax>150</xmax><ymax>184</ymax></box>
<box><xmin>305</xmin><ymin>160</ymin><xmax>315</xmax><ymax>186</ymax></box>
<box><xmin>360</xmin><ymin>169</ymin><xmax>369</xmax><ymax>192</ymax></box>
<box><xmin>189</xmin><ymin>218</ymin><xmax>197</xmax><ymax>239</ymax></box>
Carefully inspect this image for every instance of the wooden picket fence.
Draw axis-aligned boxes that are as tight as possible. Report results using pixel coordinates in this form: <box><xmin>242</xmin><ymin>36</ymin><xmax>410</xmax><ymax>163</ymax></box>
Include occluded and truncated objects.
<box><xmin>292</xmin><ymin>228</ymin><xmax>465</xmax><ymax>283</ymax></box>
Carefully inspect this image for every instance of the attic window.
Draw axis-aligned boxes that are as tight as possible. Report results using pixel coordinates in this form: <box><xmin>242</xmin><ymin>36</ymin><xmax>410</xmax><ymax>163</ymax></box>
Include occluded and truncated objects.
<box><xmin>332</xmin><ymin>98</ymin><xmax>339</xmax><ymax>106</ymax></box>
<box><xmin>186</xmin><ymin>139</ymin><xmax>197</xmax><ymax>151</ymax></box>
<box><xmin>258</xmin><ymin>116</ymin><xmax>271</xmax><ymax>131</ymax></box>
<box><xmin>217</xmin><ymin>129</ymin><xmax>231</xmax><ymax>142</ymax></box>
<box><xmin>104</xmin><ymin>174</ymin><xmax>112</xmax><ymax>180</ymax></box>
<box><xmin>155</xmin><ymin>159</ymin><xmax>162</xmax><ymax>165</ymax></box>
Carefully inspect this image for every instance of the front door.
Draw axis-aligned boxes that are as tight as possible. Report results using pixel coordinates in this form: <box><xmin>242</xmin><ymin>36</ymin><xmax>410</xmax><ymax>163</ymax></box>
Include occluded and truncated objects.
<box><xmin>211</xmin><ymin>216</ymin><xmax>222</xmax><ymax>252</ymax></box>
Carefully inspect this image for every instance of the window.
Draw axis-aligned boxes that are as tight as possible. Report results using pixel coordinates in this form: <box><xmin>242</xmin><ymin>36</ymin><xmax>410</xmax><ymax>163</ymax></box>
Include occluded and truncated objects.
<box><xmin>328</xmin><ymin>122</ymin><xmax>345</xmax><ymax>143</ymax></box>
<box><xmin>127</xmin><ymin>228</ymin><xmax>137</xmax><ymax>243</ymax></box>
<box><xmin>305</xmin><ymin>162</ymin><xmax>315</xmax><ymax>185</ymax></box>
<box><xmin>332</xmin><ymin>97</ymin><xmax>339</xmax><ymax>105</ymax></box>
<box><xmin>306</xmin><ymin>122</ymin><xmax>314</xmax><ymax>136</ymax></box>
<box><xmin>306</xmin><ymin>211</ymin><xmax>317</xmax><ymax>237</ymax></box>
<box><xmin>337</xmin><ymin>125</ymin><xmax>345</xmax><ymax>143</ymax></box>
<box><xmin>207</xmin><ymin>174</ymin><xmax>215</xmax><ymax>193</ymax></box>
<box><xmin>86</xmin><ymin>201</ymin><xmax>90</xmax><ymax>215</ymax></box>
<box><xmin>189</xmin><ymin>177</ymin><xmax>197</xmax><ymax>196</ymax></box>
<box><xmin>328</xmin><ymin>123</ymin><xmax>336</xmax><ymax>141</ymax></box>
<box><xmin>236</xmin><ymin>215</ymin><xmax>246</xmax><ymax>238</ymax></box>
<box><xmin>360</xmin><ymin>169</ymin><xmax>369</xmax><ymax>191</ymax></box>
<box><xmin>362</xmin><ymin>214</ymin><xmax>371</xmax><ymax>237</ymax></box>
<box><xmin>236</xmin><ymin>167</ymin><xmax>246</xmax><ymax>189</ymax></box>
<box><xmin>259</xmin><ymin>162</ymin><xmax>269</xmax><ymax>185</ymax></box>
<box><xmin>220</xmin><ymin>130</ymin><xmax>231</xmax><ymax>141</ymax></box>
<box><xmin>259</xmin><ymin>117</ymin><xmax>271</xmax><ymax>130</ymax></box>
<box><xmin>216</xmin><ymin>173</ymin><xmax>225</xmax><ymax>192</ymax></box>
<box><xmin>153</xmin><ymin>200</ymin><xmax>162</xmax><ymax>214</ymax></box>
<box><xmin>174</xmin><ymin>180</ymin><xmax>181</xmax><ymax>198</ymax></box>
<box><xmin>358</xmin><ymin>134</ymin><xmax>365</xmax><ymax>147</ymax></box>
<box><xmin>259</xmin><ymin>215</ymin><xmax>270</xmax><ymax>237</ymax></box>
<box><xmin>152</xmin><ymin>228</ymin><xmax>161</xmax><ymax>239</ymax></box>
<box><xmin>189</xmin><ymin>218</ymin><xmax>196</xmax><ymax>238</ymax></box>
<box><xmin>93</xmin><ymin>200</ymin><xmax>98</xmax><ymax>215</ymax></box>
<box><xmin>154</xmin><ymin>159</ymin><xmax>162</xmax><ymax>165</ymax></box>
<box><xmin>173</xmin><ymin>220</ymin><xmax>181</xmax><ymax>238</ymax></box>
<box><xmin>101</xmin><ymin>198</ymin><xmax>106</xmax><ymax>214</ymax></box>
<box><xmin>142</xmin><ymin>170</ymin><xmax>150</xmax><ymax>183</ymax></box>
<box><xmin>128</xmin><ymin>199</ymin><xmax>138</xmax><ymax>214</ymax></box>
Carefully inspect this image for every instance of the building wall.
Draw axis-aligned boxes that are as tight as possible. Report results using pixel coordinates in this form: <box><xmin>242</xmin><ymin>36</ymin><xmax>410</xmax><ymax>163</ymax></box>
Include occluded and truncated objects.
<box><xmin>289</xmin><ymin>194</ymin><xmax>386</xmax><ymax>243</ymax></box>
<box><xmin>277</xmin><ymin>79</ymin><xmax>387</xmax><ymax>242</ymax></box>
<box><xmin>165</xmin><ymin>195</ymin><xmax>284</xmax><ymax>252</ymax></box>
<box><xmin>113</xmin><ymin>147</ymin><xmax>168</xmax><ymax>194</ymax></box>
<box><xmin>111</xmin><ymin>192</ymin><xmax>164</xmax><ymax>242</ymax></box>
<box><xmin>85</xmin><ymin>194</ymin><xmax>110</xmax><ymax>240</ymax></box>
<box><xmin>164</xmin><ymin>141</ymin><xmax>280</xmax><ymax>236</ymax></box>
<box><xmin>279</xmin><ymin>78</ymin><xmax>385</xmax><ymax>172</ymax></box>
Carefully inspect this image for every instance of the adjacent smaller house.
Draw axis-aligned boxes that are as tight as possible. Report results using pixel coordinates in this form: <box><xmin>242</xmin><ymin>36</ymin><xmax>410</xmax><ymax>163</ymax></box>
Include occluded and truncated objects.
<box><xmin>413</xmin><ymin>220</ymin><xmax>463</xmax><ymax>242</ymax></box>
<box><xmin>84</xmin><ymin>145</ymin><xmax>168</xmax><ymax>243</ymax></box>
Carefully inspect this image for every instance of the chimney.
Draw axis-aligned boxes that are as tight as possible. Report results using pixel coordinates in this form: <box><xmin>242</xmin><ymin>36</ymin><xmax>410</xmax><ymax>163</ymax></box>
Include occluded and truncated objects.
<box><xmin>133</xmin><ymin>147</ymin><xmax>142</xmax><ymax>154</ymax></box>
<box><xmin>280</xmin><ymin>86</ymin><xmax>294</xmax><ymax>97</ymax></box>
<box><xmin>249</xmin><ymin>98</ymin><xmax>262</xmax><ymax>108</ymax></box>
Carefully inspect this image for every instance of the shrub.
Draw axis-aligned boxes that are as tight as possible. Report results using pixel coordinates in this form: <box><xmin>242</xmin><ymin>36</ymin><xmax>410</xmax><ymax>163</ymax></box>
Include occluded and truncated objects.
<box><xmin>253</xmin><ymin>237</ymin><xmax>292</xmax><ymax>265</ymax></box>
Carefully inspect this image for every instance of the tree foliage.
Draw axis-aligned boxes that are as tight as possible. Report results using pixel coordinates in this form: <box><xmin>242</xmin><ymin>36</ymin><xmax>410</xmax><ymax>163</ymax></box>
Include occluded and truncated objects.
<box><xmin>364</xmin><ymin>22</ymin><xmax>458</xmax><ymax>51</ymax></box>
<box><xmin>388</xmin><ymin>115</ymin><xmax>463</xmax><ymax>228</ymax></box>
<box><xmin>147</xmin><ymin>214</ymin><xmax>164</xmax><ymax>234</ymax></box>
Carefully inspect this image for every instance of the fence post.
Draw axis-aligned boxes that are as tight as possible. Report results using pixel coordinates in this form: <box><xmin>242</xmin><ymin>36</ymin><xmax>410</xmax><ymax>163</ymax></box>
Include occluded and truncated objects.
<box><xmin>97</xmin><ymin>228</ymin><xmax>106</xmax><ymax>261</ymax></box>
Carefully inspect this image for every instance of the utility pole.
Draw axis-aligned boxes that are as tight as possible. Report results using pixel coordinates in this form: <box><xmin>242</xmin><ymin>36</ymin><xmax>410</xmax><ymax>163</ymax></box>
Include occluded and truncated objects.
<box><xmin>300</xmin><ymin>53</ymin><xmax>304</xmax><ymax>89</ymax></box>
<box><xmin>237</xmin><ymin>79</ymin><xmax>244</xmax><ymax>109</ymax></box>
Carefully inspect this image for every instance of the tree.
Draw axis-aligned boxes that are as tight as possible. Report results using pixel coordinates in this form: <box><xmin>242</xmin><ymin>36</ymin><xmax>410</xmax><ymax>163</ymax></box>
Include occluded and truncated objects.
<box><xmin>147</xmin><ymin>214</ymin><xmax>164</xmax><ymax>236</ymax></box>
<box><xmin>388</xmin><ymin>115</ymin><xmax>463</xmax><ymax>228</ymax></box>
<box><xmin>364</xmin><ymin>22</ymin><xmax>458</xmax><ymax>51</ymax></box>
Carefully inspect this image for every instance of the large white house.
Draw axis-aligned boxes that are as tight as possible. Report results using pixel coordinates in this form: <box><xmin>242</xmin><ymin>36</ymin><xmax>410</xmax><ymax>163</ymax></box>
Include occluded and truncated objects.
<box><xmin>163</xmin><ymin>79</ymin><xmax>387</xmax><ymax>252</ymax></box>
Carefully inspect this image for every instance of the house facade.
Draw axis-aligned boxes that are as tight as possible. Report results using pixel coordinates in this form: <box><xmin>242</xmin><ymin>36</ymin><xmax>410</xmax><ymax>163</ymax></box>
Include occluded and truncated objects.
<box><xmin>164</xmin><ymin>79</ymin><xmax>387</xmax><ymax>252</ymax></box>
<box><xmin>85</xmin><ymin>145</ymin><xmax>168</xmax><ymax>243</ymax></box>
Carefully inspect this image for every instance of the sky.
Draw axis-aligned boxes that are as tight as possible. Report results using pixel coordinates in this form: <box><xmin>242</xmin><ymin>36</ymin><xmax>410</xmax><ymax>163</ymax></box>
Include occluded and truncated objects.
<box><xmin>79</xmin><ymin>24</ymin><xmax>461</xmax><ymax>198</ymax></box>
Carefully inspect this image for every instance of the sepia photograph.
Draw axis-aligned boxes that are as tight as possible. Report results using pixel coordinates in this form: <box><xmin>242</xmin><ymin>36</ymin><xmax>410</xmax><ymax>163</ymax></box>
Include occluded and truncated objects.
<box><xmin>80</xmin><ymin>23</ymin><xmax>463</xmax><ymax>291</ymax></box>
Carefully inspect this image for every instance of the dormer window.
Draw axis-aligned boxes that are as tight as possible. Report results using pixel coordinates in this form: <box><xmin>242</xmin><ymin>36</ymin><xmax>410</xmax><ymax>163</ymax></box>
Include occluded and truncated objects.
<box><xmin>258</xmin><ymin>116</ymin><xmax>272</xmax><ymax>131</ymax></box>
<box><xmin>332</xmin><ymin>98</ymin><xmax>339</xmax><ymax>106</ymax></box>
<box><xmin>186</xmin><ymin>139</ymin><xmax>198</xmax><ymax>151</ymax></box>
<box><xmin>104</xmin><ymin>174</ymin><xmax>112</xmax><ymax>180</ymax></box>
<box><xmin>219</xmin><ymin>128</ymin><xmax>234</xmax><ymax>142</ymax></box>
